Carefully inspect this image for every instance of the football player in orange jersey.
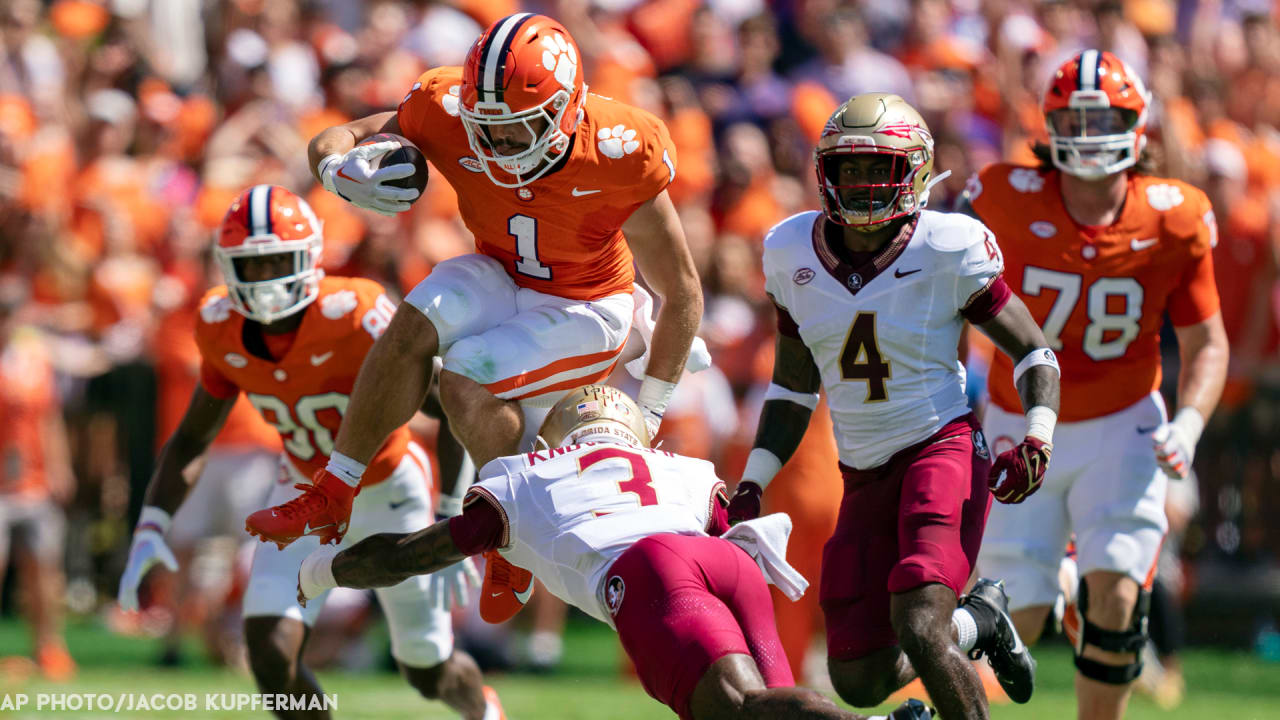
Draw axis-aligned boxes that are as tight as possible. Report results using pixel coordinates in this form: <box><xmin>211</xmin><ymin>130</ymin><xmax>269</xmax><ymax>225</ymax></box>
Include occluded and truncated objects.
<box><xmin>250</xmin><ymin>13</ymin><xmax>703</xmax><ymax>623</ymax></box>
<box><xmin>959</xmin><ymin>50</ymin><xmax>1229</xmax><ymax>720</ymax></box>
<box><xmin>118</xmin><ymin>186</ymin><xmax>504</xmax><ymax>720</ymax></box>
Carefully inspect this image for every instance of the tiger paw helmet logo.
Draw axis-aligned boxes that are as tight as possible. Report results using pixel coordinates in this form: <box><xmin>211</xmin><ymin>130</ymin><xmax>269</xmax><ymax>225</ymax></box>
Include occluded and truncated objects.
<box><xmin>605</xmin><ymin>575</ymin><xmax>625</xmax><ymax>615</ymax></box>
<box><xmin>597</xmin><ymin>125</ymin><xmax>640</xmax><ymax>159</ymax></box>
<box><xmin>541</xmin><ymin>32</ymin><xmax>578</xmax><ymax>90</ymax></box>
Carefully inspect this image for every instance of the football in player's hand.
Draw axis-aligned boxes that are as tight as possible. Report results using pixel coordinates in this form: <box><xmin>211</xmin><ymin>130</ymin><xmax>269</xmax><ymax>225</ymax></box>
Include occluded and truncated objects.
<box><xmin>359</xmin><ymin>132</ymin><xmax>429</xmax><ymax>199</ymax></box>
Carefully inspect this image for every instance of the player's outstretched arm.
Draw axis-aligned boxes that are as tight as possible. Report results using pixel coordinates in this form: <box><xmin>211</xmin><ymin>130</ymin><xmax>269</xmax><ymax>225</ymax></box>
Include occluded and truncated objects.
<box><xmin>727</xmin><ymin>332</ymin><xmax>822</xmax><ymax>524</ymax></box>
<box><xmin>299</xmin><ymin>521</ymin><xmax>467</xmax><ymax>606</ymax></box>
<box><xmin>976</xmin><ymin>295</ymin><xmax>1061</xmax><ymax>503</ymax></box>
<box><xmin>119</xmin><ymin>385</ymin><xmax>237</xmax><ymax>611</ymax></box>
<box><xmin>977</xmin><ymin>295</ymin><xmax>1060</xmax><ymax>415</ymax></box>
<box><xmin>624</xmin><ymin>189</ymin><xmax>705</xmax><ymax>436</ymax></box>
<box><xmin>1155</xmin><ymin>313</ymin><xmax>1229</xmax><ymax>479</ymax></box>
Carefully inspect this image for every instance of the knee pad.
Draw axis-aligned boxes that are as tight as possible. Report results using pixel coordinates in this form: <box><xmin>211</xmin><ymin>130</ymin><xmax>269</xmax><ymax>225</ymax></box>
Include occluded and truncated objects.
<box><xmin>1071</xmin><ymin>580</ymin><xmax>1150</xmax><ymax>684</ymax></box>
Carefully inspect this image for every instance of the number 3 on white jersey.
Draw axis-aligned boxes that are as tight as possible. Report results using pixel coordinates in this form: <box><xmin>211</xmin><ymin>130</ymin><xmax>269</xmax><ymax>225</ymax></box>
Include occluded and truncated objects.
<box><xmin>1022</xmin><ymin>266</ymin><xmax>1143</xmax><ymax>361</ymax></box>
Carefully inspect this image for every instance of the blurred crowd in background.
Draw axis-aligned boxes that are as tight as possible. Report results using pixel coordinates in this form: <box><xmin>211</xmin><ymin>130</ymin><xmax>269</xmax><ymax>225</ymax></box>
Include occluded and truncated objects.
<box><xmin>1</xmin><ymin>0</ymin><xmax>1278</xmax><ymax>691</ymax></box>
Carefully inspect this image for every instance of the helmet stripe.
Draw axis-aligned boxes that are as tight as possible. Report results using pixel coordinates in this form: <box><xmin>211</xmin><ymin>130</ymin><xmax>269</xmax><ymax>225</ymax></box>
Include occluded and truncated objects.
<box><xmin>1079</xmin><ymin>49</ymin><xmax>1099</xmax><ymax>91</ymax></box>
<box><xmin>481</xmin><ymin>13</ymin><xmax>533</xmax><ymax>103</ymax></box>
<box><xmin>248</xmin><ymin>184</ymin><xmax>271</xmax><ymax>237</ymax></box>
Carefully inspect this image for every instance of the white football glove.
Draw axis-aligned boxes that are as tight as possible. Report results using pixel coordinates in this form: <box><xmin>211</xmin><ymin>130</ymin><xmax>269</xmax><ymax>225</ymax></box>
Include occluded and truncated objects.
<box><xmin>117</xmin><ymin>507</ymin><xmax>179</xmax><ymax>613</ymax></box>
<box><xmin>1151</xmin><ymin>407</ymin><xmax>1205</xmax><ymax>481</ymax></box>
<box><xmin>318</xmin><ymin>142</ymin><xmax>419</xmax><ymax>216</ymax></box>
<box><xmin>426</xmin><ymin>557</ymin><xmax>481</xmax><ymax>612</ymax></box>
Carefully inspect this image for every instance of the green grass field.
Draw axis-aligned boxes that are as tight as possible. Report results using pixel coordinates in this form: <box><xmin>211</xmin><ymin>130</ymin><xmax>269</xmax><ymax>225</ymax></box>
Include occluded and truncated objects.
<box><xmin>1</xmin><ymin>617</ymin><xmax>1278</xmax><ymax>719</ymax></box>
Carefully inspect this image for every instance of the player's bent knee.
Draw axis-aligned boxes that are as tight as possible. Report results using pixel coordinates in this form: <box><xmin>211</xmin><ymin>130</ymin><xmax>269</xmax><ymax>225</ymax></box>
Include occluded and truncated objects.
<box><xmin>1071</xmin><ymin>580</ymin><xmax>1150</xmax><ymax>685</ymax></box>
<box><xmin>828</xmin><ymin>657</ymin><xmax>897</xmax><ymax>708</ymax></box>
<box><xmin>689</xmin><ymin>654</ymin><xmax>762</xmax><ymax>720</ymax></box>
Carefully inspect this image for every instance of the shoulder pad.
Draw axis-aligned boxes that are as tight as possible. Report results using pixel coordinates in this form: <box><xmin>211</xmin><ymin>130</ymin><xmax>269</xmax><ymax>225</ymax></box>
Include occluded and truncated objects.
<box><xmin>919</xmin><ymin>210</ymin><xmax>990</xmax><ymax>253</ymax></box>
<box><xmin>198</xmin><ymin>290</ymin><xmax>233</xmax><ymax>325</ymax></box>
<box><xmin>763</xmin><ymin>211</ymin><xmax>821</xmax><ymax>251</ymax></box>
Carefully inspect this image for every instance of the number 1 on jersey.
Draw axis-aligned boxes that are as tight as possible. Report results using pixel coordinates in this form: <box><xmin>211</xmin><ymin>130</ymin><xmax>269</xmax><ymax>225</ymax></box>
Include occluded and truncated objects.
<box><xmin>509</xmin><ymin>214</ymin><xmax>551</xmax><ymax>279</ymax></box>
<box><xmin>840</xmin><ymin>312</ymin><xmax>891</xmax><ymax>402</ymax></box>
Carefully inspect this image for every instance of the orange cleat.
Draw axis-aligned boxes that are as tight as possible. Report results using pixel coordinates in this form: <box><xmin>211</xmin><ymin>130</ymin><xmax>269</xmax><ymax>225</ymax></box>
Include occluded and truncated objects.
<box><xmin>479</xmin><ymin>550</ymin><xmax>533</xmax><ymax>624</ymax></box>
<box><xmin>36</xmin><ymin>643</ymin><xmax>76</xmax><ymax>682</ymax></box>
<box><xmin>245</xmin><ymin>469</ymin><xmax>357</xmax><ymax>547</ymax></box>
<box><xmin>482</xmin><ymin>685</ymin><xmax>506</xmax><ymax>719</ymax></box>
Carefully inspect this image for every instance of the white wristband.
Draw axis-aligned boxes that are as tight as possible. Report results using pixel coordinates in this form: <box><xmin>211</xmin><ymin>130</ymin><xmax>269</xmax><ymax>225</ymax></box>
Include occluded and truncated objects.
<box><xmin>136</xmin><ymin>506</ymin><xmax>172</xmax><ymax>535</ymax></box>
<box><xmin>435</xmin><ymin>495</ymin><xmax>464</xmax><ymax>518</ymax></box>
<box><xmin>637</xmin><ymin>375</ymin><xmax>677</xmax><ymax>417</ymax></box>
<box><xmin>298</xmin><ymin>546</ymin><xmax>340</xmax><ymax>600</ymax></box>
<box><xmin>1025</xmin><ymin>406</ymin><xmax>1057</xmax><ymax>444</ymax></box>
<box><xmin>742</xmin><ymin>447</ymin><xmax>783</xmax><ymax>491</ymax></box>
<box><xmin>318</xmin><ymin>153</ymin><xmax>343</xmax><ymax>192</ymax></box>
<box><xmin>1171</xmin><ymin>407</ymin><xmax>1206</xmax><ymax>448</ymax></box>
<box><xmin>763</xmin><ymin>382</ymin><xmax>820</xmax><ymax>411</ymax></box>
<box><xmin>1013</xmin><ymin>348</ymin><xmax>1060</xmax><ymax>386</ymax></box>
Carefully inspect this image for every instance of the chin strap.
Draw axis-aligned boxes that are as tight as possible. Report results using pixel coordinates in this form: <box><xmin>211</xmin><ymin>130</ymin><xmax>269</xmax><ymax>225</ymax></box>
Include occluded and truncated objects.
<box><xmin>918</xmin><ymin>169</ymin><xmax>952</xmax><ymax>209</ymax></box>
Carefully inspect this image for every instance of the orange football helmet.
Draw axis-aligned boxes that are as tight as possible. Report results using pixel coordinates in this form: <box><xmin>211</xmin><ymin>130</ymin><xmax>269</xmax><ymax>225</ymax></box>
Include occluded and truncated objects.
<box><xmin>1043</xmin><ymin>49</ymin><xmax>1150</xmax><ymax>179</ymax></box>
<box><xmin>459</xmin><ymin>13</ymin><xmax>587</xmax><ymax>188</ymax></box>
<box><xmin>215</xmin><ymin>185</ymin><xmax>323</xmax><ymax>323</ymax></box>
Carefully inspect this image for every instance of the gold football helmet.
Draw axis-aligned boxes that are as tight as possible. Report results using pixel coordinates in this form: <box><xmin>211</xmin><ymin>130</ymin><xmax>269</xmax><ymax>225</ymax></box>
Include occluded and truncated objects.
<box><xmin>815</xmin><ymin>93</ymin><xmax>937</xmax><ymax>230</ymax></box>
<box><xmin>537</xmin><ymin>385</ymin><xmax>651</xmax><ymax>449</ymax></box>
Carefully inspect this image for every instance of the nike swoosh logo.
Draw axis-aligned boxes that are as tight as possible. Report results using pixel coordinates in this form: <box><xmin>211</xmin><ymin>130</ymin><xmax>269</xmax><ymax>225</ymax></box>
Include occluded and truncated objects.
<box><xmin>388</xmin><ymin>499</ymin><xmax>411</xmax><ymax>510</ymax></box>
<box><xmin>335</xmin><ymin>168</ymin><xmax>361</xmax><ymax>184</ymax></box>
<box><xmin>310</xmin><ymin>351</ymin><xmax>334</xmax><ymax>366</ymax></box>
<box><xmin>303</xmin><ymin>521</ymin><xmax>334</xmax><ymax>534</ymax></box>
<box><xmin>490</xmin><ymin>592</ymin><xmax>504</xmax><ymax>598</ymax></box>
<box><xmin>514</xmin><ymin>583</ymin><xmax>534</xmax><ymax>604</ymax></box>
<box><xmin>894</xmin><ymin>268</ymin><xmax>923</xmax><ymax>278</ymax></box>
<box><xmin>1130</xmin><ymin>237</ymin><xmax>1158</xmax><ymax>251</ymax></box>
<box><xmin>571</xmin><ymin>187</ymin><xmax>601</xmax><ymax>196</ymax></box>
<box><xmin>1136</xmin><ymin>425</ymin><xmax>1161</xmax><ymax>434</ymax></box>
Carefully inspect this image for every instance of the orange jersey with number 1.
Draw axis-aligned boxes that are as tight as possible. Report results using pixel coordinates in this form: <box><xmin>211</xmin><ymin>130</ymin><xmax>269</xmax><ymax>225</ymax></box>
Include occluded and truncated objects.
<box><xmin>195</xmin><ymin>276</ymin><xmax>408</xmax><ymax>488</ymax></box>
<box><xmin>968</xmin><ymin>164</ymin><xmax>1220</xmax><ymax>421</ymax></box>
<box><xmin>396</xmin><ymin>66</ymin><xmax>677</xmax><ymax>301</ymax></box>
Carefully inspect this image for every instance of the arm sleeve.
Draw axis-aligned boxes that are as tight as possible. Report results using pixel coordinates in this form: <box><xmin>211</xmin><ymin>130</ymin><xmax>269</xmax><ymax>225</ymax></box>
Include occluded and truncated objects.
<box><xmin>1168</xmin><ymin>200</ymin><xmax>1222</xmax><ymax>326</ymax></box>
<box><xmin>199</xmin><ymin>360</ymin><xmax>239</xmax><ymax>399</ymax></box>
<box><xmin>774</xmin><ymin>300</ymin><xmax>801</xmax><ymax>339</ymax></box>
<box><xmin>956</xmin><ymin>226</ymin><xmax>1006</xmax><ymax>312</ymax></box>
<box><xmin>448</xmin><ymin>488</ymin><xmax>508</xmax><ymax>555</ymax></box>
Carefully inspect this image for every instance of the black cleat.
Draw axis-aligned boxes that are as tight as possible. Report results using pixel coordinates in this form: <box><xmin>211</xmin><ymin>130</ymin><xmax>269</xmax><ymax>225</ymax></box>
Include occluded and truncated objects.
<box><xmin>963</xmin><ymin>578</ymin><xmax>1037</xmax><ymax>704</ymax></box>
<box><xmin>888</xmin><ymin>698</ymin><xmax>934</xmax><ymax>720</ymax></box>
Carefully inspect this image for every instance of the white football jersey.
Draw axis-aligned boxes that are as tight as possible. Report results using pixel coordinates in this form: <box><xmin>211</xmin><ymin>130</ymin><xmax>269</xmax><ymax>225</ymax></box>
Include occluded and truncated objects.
<box><xmin>470</xmin><ymin>442</ymin><xmax>726</xmax><ymax>625</ymax></box>
<box><xmin>763</xmin><ymin>209</ymin><xmax>1003</xmax><ymax>469</ymax></box>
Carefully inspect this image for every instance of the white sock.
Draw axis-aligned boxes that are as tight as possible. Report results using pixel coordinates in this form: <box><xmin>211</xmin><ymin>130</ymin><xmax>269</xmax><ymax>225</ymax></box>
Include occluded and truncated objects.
<box><xmin>952</xmin><ymin>607</ymin><xmax>979</xmax><ymax>653</ymax></box>
<box><xmin>482</xmin><ymin>700</ymin><xmax>500</xmax><ymax>720</ymax></box>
